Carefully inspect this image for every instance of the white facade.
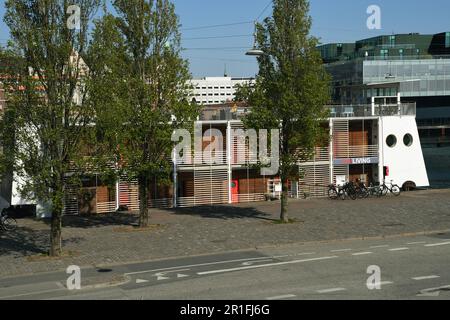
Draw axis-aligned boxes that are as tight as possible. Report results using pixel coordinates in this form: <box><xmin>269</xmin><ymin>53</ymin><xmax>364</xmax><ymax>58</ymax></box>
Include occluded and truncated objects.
<box><xmin>188</xmin><ymin>77</ymin><xmax>254</xmax><ymax>105</ymax></box>
<box><xmin>380</xmin><ymin>115</ymin><xmax>430</xmax><ymax>188</ymax></box>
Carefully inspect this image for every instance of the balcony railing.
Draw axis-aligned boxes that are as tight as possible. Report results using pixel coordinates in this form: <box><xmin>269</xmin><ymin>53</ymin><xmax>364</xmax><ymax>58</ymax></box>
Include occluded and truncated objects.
<box><xmin>334</xmin><ymin>145</ymin><xmax>379</xmax><ymax>159</ymax></box>
<box><xmin>327</xmin><ymin>103</ymin><xmax>416</xmax><ymax>118</ymax></box>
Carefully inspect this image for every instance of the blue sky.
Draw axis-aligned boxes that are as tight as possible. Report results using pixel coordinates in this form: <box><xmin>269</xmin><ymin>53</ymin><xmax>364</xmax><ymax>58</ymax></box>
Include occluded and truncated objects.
<box><xmin>1</xmin><ymin>0</ymin><xmax>449</xmax><ymax>77</ymax></box>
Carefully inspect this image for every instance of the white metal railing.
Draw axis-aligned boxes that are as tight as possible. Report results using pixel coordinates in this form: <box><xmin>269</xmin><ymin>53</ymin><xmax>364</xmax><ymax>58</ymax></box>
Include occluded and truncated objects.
<box><xmin>334</xmin><ymin>144</ymin><xmax>379</xmax><ymax>159</ymax></box>
<box><xmin>96</xmin><ymin>201</ymin><xmax>116</xmax><ymax>214</ymax></box>
<box><xmin>148</xmin><ymin>198</ymin><xmax>173</xmax><ymax>209</ymax></box>
<box><xmin>327</xmin><ymin>103</ymin><xmax>416</xmax><ymax>118</ymax></box>
<box><xmin>236</xmin><ymin>193</ymin><xmax>266</xmax><ymax>203</ymax></box>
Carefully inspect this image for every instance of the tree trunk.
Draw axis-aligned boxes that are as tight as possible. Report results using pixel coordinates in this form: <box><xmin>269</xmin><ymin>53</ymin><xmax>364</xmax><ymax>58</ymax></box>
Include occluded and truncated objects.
<box><xmin>138</xmin><ymin>176</ymin><xmax>150</xmax><ymax>228</ymax></box>
<box><xmin>49</xmin><ymin>203</ymin><xmax>63</xmax><ymax>257</ymax></box>
<box><xmin>280</xmin><ymin>177</ymin><xmax>289</xmax><ymax>223</ymax></box>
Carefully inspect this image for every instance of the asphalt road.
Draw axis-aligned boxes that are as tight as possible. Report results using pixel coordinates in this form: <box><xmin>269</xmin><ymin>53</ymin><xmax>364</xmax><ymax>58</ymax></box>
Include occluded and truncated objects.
<box><xmin>1</xmin><ymin>232</ymin><xmax>450</xmax><ymax>300</ymax></box>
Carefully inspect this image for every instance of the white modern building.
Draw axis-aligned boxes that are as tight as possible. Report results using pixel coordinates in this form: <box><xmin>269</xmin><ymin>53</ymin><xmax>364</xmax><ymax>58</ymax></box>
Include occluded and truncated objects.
<box><xmin>188</xmin><ymin>77</ymin><xmax>254</xmax><ymax>105</ymax></box>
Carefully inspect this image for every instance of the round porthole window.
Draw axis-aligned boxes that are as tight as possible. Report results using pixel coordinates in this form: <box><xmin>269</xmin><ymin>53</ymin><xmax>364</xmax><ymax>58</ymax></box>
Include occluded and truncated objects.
<box><xmin>386</xmin><ymin>135</ymin><xmax>397</xmax><ymax>148</ymax></box>
<box><xmin>403</xmin><ymin>134</ymin><xmax>413</xmax><ymax>147</ymax></box>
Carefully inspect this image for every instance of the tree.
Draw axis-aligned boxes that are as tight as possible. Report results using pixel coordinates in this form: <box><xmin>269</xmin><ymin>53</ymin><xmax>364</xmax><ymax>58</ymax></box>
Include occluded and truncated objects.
<box><xmin>2</xmin><ymin>0</ymin><xmax>100</xmax><ymax>256</ymax></box>
<box><xmin>89</xmin><ymin>0</ymin><xmax>197</xmax><ymax>227</ymax></box>
<box><xmin>236</xmin><ymin>0</ymin><xmax>330</xmax><ymax>223</ymax></box>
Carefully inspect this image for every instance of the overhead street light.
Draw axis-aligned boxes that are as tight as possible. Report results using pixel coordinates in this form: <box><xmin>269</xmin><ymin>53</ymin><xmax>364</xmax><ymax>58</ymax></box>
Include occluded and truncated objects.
<box><xmin>246</xmin><ymin>21</ymin><xmax>264</xmax><ymax>56</ymax></box>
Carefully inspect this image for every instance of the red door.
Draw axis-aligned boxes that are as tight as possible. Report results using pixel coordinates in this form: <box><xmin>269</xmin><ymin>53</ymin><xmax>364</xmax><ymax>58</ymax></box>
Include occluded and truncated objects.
<box><xmin>231</xmin><ymin>180</ymin><xmax>239</xmax><ymax>203</ymax></box>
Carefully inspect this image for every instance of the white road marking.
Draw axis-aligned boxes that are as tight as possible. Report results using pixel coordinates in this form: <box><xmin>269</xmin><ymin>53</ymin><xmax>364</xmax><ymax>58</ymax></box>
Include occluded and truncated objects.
<box><xmin>136</xmin><ymin>279</ymin><xmax>150</xmax><ymax>284</ymax></box>
<box><xmin>331</xmin><ymin>249</ymin><xmax>352</xmax><ymax>252</ymax></box>
<box><xmin>412</xmin><ymin>275</ymin><xmax>440</xmax><ymax>281</ymax></box>
<box><xmin>317</xmin><ymin>288</ymin><xmax>346</xmax><ymax>294</ymax></box>
<box><xmin>352</xmin><ymin>252</ymin><xmax>373</xmax><ymax>256</ymax></box>
<box><xmin>0</xmin><ymin>288</ymin><xmax>65</xmax><ymax>299</ymax></box>
<box><xmin>374</xmin><ymin>281</ymin><xmax>394</xmax><ymax>286</ymax></box>
<box><xmin>197</xmin><ymin>256</ymin><xmax>339</xmax><ymax>276</ymax></box>
<box><xmin>177</xmin><ymin>274</ymin><xmax>189</xmax><ymax>278</ymax></box>
<box><xmin>407</xmin><ymin>241</ymin><xmax>426</xmax><ymax>245</ymax></box>
<box><xmin>425</xmin><ymin>241</ymin><xmax>450</xmax><ymax>247</ymax></box>
<box><xmin>418</xmin><ymin>285</ymin><xmax>450</xmax><ymax>297</ymax></box>
<box><xmin>370</xmin><ymin>245</ymin><xmax>389</xmax><ymax>249</ymax></box>
<box><xmin>242</xmin><ymin>259</ymin><xmax>274</xmax><ymax>266</ymax></box>
<box><xmin>154</xmin><ymin>269</ymin><xmax>190</xmax><ymax>281</ymax></box>
<box><xmin>124</xmin><ymin>256</ymin><xmax>276</xmax><ymax>276</ymax></box>
<box><xmin>296</xmin><ymin>252</ymin><xmax>316</xmax><ymax>256</ymax></box>
<box><xmin>266</xmin><ymin>294</ymin><xmax>297</xmax><ymax>300</ymax></box>
<box><xmin>389</xmin><ymin>247</ymin><xmax>409</xmax><ymax>251</ymax></box>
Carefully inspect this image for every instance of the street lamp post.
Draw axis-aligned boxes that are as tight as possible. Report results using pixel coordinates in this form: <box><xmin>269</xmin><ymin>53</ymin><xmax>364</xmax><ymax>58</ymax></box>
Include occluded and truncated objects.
<box><xmin>246</xmin><ymin>21</ymin><xmax>264</xmax><ymax>56</ymax></box>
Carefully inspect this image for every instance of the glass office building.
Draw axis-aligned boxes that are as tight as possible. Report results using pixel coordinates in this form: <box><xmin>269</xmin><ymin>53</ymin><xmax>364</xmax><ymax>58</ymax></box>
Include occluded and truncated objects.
<box><xmin>319</xmin><ymin>32</ymin><xmax>450</xmax><ymax>147</ymax></box>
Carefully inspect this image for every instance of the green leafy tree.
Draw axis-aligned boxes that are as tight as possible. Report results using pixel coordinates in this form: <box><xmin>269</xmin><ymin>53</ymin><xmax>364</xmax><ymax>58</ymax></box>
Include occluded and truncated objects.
<box><xmin>2</xmin><ymin>0</ymin><xmax>100</xmax><ymax>256</ymax></box>
<box><xmin>88</xmin><ymin>0</ymin><xmax>198</xmax><ymax>227</ymax></box>
<box><xmin>236</xmin><ymin>0</ymin><xmax>330</xmax><ymax>223</ymax></box>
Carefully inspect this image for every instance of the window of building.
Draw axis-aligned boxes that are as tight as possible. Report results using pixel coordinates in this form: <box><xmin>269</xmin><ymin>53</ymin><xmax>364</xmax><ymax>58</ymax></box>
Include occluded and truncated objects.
<box><xmin>389</xmin><ymin>35</ymin><xmax>396</xmax><ymax>46</ymax></box>
<box><xmin>403</xmin><ymin>134</ymin><xmax>414</xmax><ymax>147</ymax></box>
<box><xmin>386</xmin><ymin>135</ymin><xmax>397</xmax><ymax>148</ymax></box>
<box><xmin>380</xmin><ymin>49</ymin><xmax>389</xmax><ymax>59</ymax></box>
<box><xmin>399</xmin><ymin>49</ymin><xmax>404</xmax><ymax>59</ymax></box>
<box><xmin>446</xmin><ymin>32</ymin><xmax>450</xmax><ymax>48</ymax></box>
<box><xmin>337</xmin><ymin>43</ymin><xmax>343</xmax><ymax>56</ymax></box>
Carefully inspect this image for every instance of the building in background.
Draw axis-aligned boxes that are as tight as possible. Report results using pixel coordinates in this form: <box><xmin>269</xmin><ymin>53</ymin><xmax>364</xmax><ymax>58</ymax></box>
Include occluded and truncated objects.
<box><xmin>188</xmin><ymin>77</ymin><xmax>254</xmax><ymax>105</ymax></box>
<box><xmin>17</xmin><ymin>96</ymin><xmax>429</xmax><ymax>216</ymax></box>
<box><xmin>318</xmin><ymin>32</ymin><xmax>450</xmax><ymax>147</ymax></box>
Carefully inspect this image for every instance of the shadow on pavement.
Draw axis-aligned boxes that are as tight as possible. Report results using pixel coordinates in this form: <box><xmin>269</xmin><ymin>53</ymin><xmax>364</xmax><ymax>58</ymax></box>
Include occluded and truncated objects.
<box><xmin>0</xmin><ymin>226</ymin><xmax>86</xmax><ymax>258</ymax></box>
<box><xmin>167</xmin><ymin>205</ymin><xmax>276</xmax><ymax>221</ymax></box>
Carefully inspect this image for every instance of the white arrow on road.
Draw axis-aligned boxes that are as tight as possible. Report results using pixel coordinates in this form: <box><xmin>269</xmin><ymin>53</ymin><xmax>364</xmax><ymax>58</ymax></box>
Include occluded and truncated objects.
<box><xmin>155</xmin><ymin>273</ymin><xmax>171</xmax><ymax>281</ymax></box>
<box><xmin>154</xmin><ymin>269</ymin><xmax>191</xmax><ymax>281</ymax></box>
<box><xmin>136</xmin><ymin>279</ymin><xmax>150</xmax><ymax>284</ymax></box>
<box><xmin>417</xmin><ymin>285</ymin><xmax>450</xmax><ymax>297</ymax></box>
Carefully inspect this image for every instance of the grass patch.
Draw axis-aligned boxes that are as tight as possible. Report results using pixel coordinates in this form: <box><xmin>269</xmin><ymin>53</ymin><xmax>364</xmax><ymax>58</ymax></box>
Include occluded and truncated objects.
<box><xmin>112</xmin><ymin>224</ymin><xmax>164</xmax><ymax>233</ymax></box>
<box><xmin>26</xmin><ymin>250</ymin><xmax>80</xmax><ymax>262</ymax></box>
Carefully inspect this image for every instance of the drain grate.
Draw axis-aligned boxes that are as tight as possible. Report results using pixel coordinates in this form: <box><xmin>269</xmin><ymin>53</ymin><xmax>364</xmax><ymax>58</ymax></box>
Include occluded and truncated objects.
<box><xmin>97</xmin><ymin>268</ymin><xmax>113</xmax><ymax>273</ymax></box>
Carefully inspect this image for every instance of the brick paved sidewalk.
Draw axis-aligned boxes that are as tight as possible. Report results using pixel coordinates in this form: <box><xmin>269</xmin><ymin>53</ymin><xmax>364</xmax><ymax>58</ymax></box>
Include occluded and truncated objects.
<box><xmin>1</xmin><ymin>189</ymin><xmax>450</xmax><ymax>278</ymax></box>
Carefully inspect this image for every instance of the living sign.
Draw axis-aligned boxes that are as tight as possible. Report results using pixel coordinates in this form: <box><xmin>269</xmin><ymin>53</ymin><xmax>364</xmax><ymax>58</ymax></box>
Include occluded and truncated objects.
<box><xmin>334</xmin><ymin>157</ymin><xmax>380</xmax><ymax>165</ymax></box>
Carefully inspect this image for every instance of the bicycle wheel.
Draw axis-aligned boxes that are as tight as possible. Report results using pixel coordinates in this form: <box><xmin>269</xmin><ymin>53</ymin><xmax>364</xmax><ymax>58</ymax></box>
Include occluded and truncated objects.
<box><xmin>3</xmin><ymin>217</ymin><xmax>17</xmax><ymax>231</ymax></box>
<box><xmin>375</xmin><ymin>186</ymin><xmax>384</xmax><ymax>198</ymax></box>
<box><xmin>328</xmin><ymin>188</ymin><xmax>338</xmax><ymax>200</ymax></box>
<box><xmin>391</xmin><ymin>185</ymin><xmax>401</xmax><ymax>196</ymax></box>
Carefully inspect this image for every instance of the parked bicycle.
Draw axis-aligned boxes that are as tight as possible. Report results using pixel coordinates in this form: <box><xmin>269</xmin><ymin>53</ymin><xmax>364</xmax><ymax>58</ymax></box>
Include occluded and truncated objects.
<box><xmin>0</xmin><ymin>208</ymin><xmax>17</xmax><ymax>231</ymax></box>
<box><xmin>379</xmin><ymin>180</ymin><xmax>401</xmax><ymax>197</ymax></box>
<box><xmin>354</xmin><ymin>179</ymin><xmax>369</xmax><ymax>199</ymax></box>
<box><xmin>365</xmin><ymin>182</ymin><xmax>382</xmax><ymax>198</ymax></box>
<box><xmin>328</xmin><ymin>184</ymin><xmax>343</xmax><ymax>200</ymax></box>
<box><xmin>340</xmin><ymin>182</ymin><xmax>358</xmax><ymax>200</ymax></box>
